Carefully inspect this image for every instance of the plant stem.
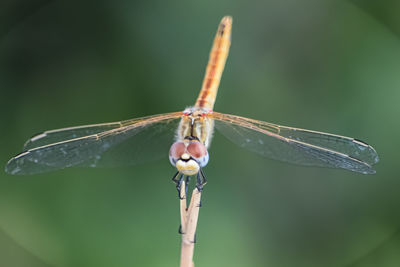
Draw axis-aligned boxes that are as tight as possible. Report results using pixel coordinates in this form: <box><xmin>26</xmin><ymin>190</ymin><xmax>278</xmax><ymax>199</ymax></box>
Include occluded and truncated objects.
<box><xmin>179</xmin><ymin>182</ymin><xmax>202</xmax><ymax>267</ymax></box>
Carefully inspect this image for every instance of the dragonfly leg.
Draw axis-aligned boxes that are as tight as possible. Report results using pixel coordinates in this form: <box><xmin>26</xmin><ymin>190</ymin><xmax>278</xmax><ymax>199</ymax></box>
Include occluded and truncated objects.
<box><xmin>185</xmin><ymin>175</ymin><xmax>191</xmax><ymax>196</ymax></box>
<box><xmin>196</xmin><ymin>169</ymin><xmax>207</xmax><ymax>192</ymax></box>
<box><xmin>192</xmin><ymin>233</ymin><xmax>197</xmax><ymax>244</ymax></box>
<box><xmin>200</xmin><ymin>169</ymin><xmax>207</xmax><ymax>185</ymax></box>
<box><xmin>172</xmin><ymin>172</ymin><xmax>185</xmax><ymax>199</ymax></box>
<box><xmin>172</xmin><ymin>171</ymin><xmax>180</xmax><ymax>183</ymax></box>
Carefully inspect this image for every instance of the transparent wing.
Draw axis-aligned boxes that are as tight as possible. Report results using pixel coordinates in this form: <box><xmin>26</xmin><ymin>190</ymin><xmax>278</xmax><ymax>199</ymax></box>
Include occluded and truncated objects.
<box><xmin>212</xmin><ymin>112</ymin><xmax>379</xmax><ymax>174</ymax></box>
<box><xmin>23</xmin><ymin>123</ymin><xmax>124</xmax><ymax>150</ymax></box>
<box><xmin>6</xmin><ymin>112</ymin><xmax>182</xmax><ymax>175</ymax></box>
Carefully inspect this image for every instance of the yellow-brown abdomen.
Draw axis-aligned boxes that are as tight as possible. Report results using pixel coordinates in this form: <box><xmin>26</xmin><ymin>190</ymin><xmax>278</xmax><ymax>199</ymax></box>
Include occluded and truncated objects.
<box><xmin>195</xmin><ymin>16</ymin><xmax>232</xmax><ymax>110</ymax></box>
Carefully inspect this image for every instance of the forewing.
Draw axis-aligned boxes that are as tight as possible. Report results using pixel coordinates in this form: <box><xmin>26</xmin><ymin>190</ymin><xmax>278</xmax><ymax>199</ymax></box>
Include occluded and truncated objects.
<box><xmin>23</xmin><ymin>123</ymin><xmax>123</xmax><ymax>150</ymax></box>
<box><xmin>212</xmin><ymin>112</ymin><xmax>378</xmax><ymax>174</ymax></box>
<box><xmin>6</xmin><ymin>112</ymin><xmax>182</xmax><ymax>175</ymax></box>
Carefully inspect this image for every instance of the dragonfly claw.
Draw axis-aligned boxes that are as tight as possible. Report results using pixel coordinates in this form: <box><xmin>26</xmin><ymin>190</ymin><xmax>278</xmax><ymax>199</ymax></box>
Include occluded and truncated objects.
<box><xmin>178</xmin><ymin>224</ymin><xmax>183</xmax><ymax>234</ymax></box>
<box><xmin>172</xmin><ymin>172</ymin><xmax>185</xmax><ymax>199</ymax></box>
<box><xmin>195</xmin><ymin>169</ymin><xmax>207</xmax><ymax>192</ymax></box>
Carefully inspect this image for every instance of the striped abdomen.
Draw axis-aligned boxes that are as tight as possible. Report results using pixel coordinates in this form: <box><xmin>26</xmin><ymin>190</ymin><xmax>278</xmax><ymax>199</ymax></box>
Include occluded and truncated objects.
<box><xmin>195</xmin><ymin>16</ymin><xmax>232</xmax><ymax>110</ymax></box>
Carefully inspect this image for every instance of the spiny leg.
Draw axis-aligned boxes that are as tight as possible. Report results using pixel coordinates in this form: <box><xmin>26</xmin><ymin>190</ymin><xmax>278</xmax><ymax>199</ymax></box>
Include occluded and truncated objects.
<box><xmin>172</xmin><ymin>172</ymin><xmax>185</xmax><ymax>199</ymax></box>
<box><xmin>178</xmin><ymin>224</ymin><xmax>183</xmax><ymax>235</ymax></box>
<box><xmin>192</xmin><ymin>233</ymin><xmax>197</xmax><ymax>244</ymax></box>
<box><xmin>172</xmin><ymin>171</ymin><xmax>180</xmax><ymax>183</ymax></box>
<box><xmin>196</xmin><ymin>169</ymin><xmax>207</xmax><ymax>192</ymax></box>
<box><xmin>200</xmin><ymin>169</ymin><xmax>207</xmax><ymax>185</ymax></box>
<box><xmin>185</xmin><ymin>176</ymin><xmax>191</xmax><ymax>196</ymax></box>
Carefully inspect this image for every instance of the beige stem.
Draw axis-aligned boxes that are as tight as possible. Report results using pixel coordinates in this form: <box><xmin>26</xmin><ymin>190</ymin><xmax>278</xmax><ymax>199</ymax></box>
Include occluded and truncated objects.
<box><xmin>179</xmin><ymin>182</ymin><xmax>202</xmax><ymax>267</ymax></box>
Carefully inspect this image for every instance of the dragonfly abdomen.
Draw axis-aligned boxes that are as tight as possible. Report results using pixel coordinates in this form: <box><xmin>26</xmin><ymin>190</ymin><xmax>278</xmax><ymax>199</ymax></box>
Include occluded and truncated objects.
<box><xmin>195</xmin><ymin>16</ymin><xmax>232</xmax><ymax>110</ymax></box>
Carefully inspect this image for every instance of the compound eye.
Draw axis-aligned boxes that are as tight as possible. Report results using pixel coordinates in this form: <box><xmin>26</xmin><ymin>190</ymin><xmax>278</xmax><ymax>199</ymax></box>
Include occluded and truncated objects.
<box><xmin>187</xmin><ymin>142</ymin><xmax>209</xmax><ymax>167</ymax></box>
<box><xmin>169</xmin><ymin>142</ymin><xmax>186</xmax><ymax>166</ymax></box>
<box><xmin>187</xmin><ymin>142</ymin><xmax>207</xmax><ymax>158</ymax></box>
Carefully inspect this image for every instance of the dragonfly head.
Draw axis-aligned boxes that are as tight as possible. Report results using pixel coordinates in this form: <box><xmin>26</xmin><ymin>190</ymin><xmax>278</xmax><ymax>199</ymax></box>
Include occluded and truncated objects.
<box><xmin>169</xmin><ymin>140</ymin><xmax>209</xmax><ymax>176</ymax></box>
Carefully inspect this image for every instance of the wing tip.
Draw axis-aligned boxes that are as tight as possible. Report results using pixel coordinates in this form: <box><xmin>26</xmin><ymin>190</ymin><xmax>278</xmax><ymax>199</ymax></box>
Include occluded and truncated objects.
<box><xmin>353</xmin><ymin>138</ymin><xmax>380</xmax><ymax>164</ymax></box>
<box><xmin>23</xmin><ymin>132</ymin><xmax>47</xmax><ymax>149</ymax></box>
<box><xmin>361</xmin><ymin>167</ymin><xmax>376</xmax><ymax>175</ymax></box>
<box><xmin>5</xmin><ymin>151</ymin><xmax>32</xmax><ymax>175</ymax></box>
<box><xmin>5</xmin><ymin>158</ymin><xmax>20</xmax><ymax>175</ymax></box>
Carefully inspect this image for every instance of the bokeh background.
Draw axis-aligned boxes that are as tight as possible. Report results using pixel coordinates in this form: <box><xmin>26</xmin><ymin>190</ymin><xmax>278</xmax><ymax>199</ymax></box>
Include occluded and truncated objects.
<box><xmin>1</xmin><ymin>0</ymin><xmax>399</xmax><ymax>266</ymax></box>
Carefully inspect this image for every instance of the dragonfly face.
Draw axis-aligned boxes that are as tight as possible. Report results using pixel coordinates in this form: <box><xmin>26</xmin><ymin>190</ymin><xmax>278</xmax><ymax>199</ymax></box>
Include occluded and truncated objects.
<box><xmin>169</xmin><ymin>140</ymin><xmax>209</xmax><ymax>176</ymax></box>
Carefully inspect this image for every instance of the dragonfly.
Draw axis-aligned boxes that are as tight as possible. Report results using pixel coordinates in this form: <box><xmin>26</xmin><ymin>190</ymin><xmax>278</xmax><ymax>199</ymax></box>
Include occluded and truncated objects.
<box><xmin>5</xmin><ymin>16</ymin><xmax>379</xmax><ymax>192</ymax></box>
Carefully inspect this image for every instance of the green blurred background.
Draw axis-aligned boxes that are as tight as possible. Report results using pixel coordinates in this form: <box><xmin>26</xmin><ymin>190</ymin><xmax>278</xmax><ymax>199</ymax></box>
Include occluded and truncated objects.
<box><xmin>1</xmin><ymin>0</ymin><xmax>399</xmax><ymax>266</ymax></box>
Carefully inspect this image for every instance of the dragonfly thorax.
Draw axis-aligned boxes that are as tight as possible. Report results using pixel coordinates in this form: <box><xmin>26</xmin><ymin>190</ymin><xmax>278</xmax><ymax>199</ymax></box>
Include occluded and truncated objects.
<box><xmin>169</xmin><ymin>141</ymin><xmax>209</xmax><ymax>176</ymax></box>
<box><xmin>177</xmin><ymin>107</ymin><xmax>214</xmax><ymax>148</ymax></box>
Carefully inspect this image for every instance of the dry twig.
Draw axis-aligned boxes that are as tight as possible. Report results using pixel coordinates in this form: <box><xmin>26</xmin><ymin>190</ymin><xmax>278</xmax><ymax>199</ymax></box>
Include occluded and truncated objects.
<box><xmin>179</xmin><ymin>182</ymin><xmax>202</xmax><ymax>267</ymax></box>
